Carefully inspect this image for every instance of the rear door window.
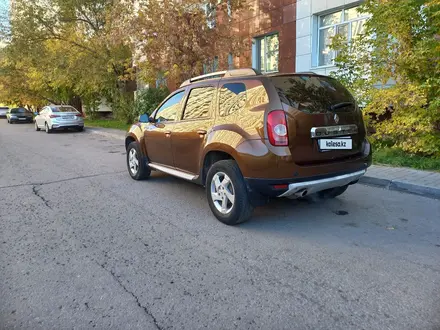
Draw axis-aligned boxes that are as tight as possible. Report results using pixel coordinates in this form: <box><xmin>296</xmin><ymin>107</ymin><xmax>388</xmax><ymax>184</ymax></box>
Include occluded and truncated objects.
<box><xmin>182</xmin><ymin>86</ymin><xmax>215</xmax><ymax>120</ymax></box>
<box><xmin>219</xmin><ymin>83</ymin><xmax>247</xmax><ymax>117</ymax></box>
<box><xmin>271</xmin><ymin>75</ymin><xmax>355</xmax><ymax>114</ymax></box>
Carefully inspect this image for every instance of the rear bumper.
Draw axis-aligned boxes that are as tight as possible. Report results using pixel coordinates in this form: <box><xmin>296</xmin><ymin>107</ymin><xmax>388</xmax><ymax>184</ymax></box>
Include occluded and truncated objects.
<box><xmin>9</xmin><ymin>117</ymin><xmax>33</xmax><ymax>122</ymax></box>
<box><xmin>245</xmin><ymin>165</ymin><xmax>369</xmax><ymax>200</ymax></box>
<box><xmin>278</xmin><ymin>169</ymin><xmax>366</xmax><ymax>198</ymax></box>
<box><xmin>52</xmin><ymin>122</ymin><xmax>84</xmax><ymax>129</ymax></box>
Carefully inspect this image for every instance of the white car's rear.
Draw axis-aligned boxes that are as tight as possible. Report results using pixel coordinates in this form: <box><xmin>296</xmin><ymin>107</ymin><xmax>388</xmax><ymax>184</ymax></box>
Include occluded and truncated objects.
<box><xmin>0</xmin><ymin>107</ymin><xmax>9</xmax><ymax>117</ymax></box>
<box><xmin>35</xmin><ymin>105</ymin><xmax>84</xmax><ymax>133</ymax></box>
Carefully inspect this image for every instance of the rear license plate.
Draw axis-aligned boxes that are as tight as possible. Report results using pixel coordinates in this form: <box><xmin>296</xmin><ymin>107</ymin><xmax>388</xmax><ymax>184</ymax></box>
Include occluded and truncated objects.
<box><xmin>19</xmin><ymin>118</ymin><xmax>26</xmax><ymax>120</ymax></box>
<box><xmin>63</xmin><ymin>116</ymin><xmax>74</xmax><ymax>120</ymax></box>
<box><xmin>319</xmin><ymin>138</ymin><xmax>352</xmax><ymax>150</ymax></box>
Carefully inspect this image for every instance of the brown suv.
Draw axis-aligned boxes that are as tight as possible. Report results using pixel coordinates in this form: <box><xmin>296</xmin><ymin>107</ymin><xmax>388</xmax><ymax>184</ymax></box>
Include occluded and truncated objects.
<box><xmin>125</xmin><ymin>69</ymin><xmax>372</xmax><ymax>225</ymax></box>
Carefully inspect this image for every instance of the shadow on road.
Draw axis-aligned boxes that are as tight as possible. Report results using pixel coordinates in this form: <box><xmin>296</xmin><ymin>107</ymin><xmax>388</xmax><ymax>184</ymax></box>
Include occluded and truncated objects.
<box><xmin>147</xmin><ymin>171</ymin><xmax>359</xmax><ymax>233</ymax></box>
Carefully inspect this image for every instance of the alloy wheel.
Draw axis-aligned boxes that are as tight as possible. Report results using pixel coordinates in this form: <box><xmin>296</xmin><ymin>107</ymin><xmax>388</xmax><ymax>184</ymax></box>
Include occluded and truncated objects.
<box><xmin>128</xmin><ymin>148</ymin><xmax>139</xmax><ymax>175</ymax></box>
<box><xmin>210</xmin><ymin>172</ymin><xmax>235</xmax><ymax>214</ymax></box>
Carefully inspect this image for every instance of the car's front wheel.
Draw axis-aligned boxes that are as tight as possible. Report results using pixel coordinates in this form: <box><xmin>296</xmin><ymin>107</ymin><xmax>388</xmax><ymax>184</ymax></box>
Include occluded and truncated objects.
<box><xmin>127</xmin><ymin>142</ymin><xmax>150</xmax><ymax>180</ymax></box>
<box><xmin>206</xmin><ymin>160</ymin><xmax>254</xmax><ymax>225</ymax></box>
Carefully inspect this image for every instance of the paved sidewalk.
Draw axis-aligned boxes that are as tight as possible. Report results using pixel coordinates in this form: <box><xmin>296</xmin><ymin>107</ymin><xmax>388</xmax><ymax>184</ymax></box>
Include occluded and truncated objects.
<box><xmin>85</xmin><ymin>127</ymin><xmax>440</xmax><ymax>199</ymax></box>
<box><xmin>361</xmin><ymin>165</ymin><xmax>440</xmax><ymax>199</ymax></box>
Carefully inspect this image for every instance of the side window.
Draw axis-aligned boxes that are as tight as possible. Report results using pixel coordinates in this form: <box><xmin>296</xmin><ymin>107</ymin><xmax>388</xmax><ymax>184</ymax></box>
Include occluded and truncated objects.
<box><xmin>219</xmin><ymin>83</ymin><xmax>247</xmax><ymax>117</ymax></box>
<box><xmin>182</xmin><ymin>86</ymin><xmax>216</xmax><ymax>120</ymax></box>
<box><xmin>155</xmin><ymin>91</ymin><xmax>185</xmax><ymax>123</ymax></box>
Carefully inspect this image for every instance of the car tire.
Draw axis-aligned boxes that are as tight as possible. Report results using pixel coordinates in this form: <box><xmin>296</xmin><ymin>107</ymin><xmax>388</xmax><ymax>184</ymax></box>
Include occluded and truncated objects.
<box><xmin>35</xmin><ymin>122</ymin><xmax>40</xmax><ymax>131</ymax></box>
<box><xmin>206</xmin><ymin>160</ymin><xmax>254</xmax><ymax>225</ymax></box>
<box><xmin>77</xmin><ymin>127</ymin><xmax>84</xmax><ymax>132</ymax></box>
<box><xmin>317</xmin><ymin>185</ymin><xmax>349</xmax><ymax>199</ymax></box>
<box><xmin>45</xmin><ymin>123</ymin><xmax>52</xmax><ymax>134</ymax></box>
<box><xmin>127</xmin><ymin>141</ymin><xmax>150</xmax><ymax>180</ymax></box>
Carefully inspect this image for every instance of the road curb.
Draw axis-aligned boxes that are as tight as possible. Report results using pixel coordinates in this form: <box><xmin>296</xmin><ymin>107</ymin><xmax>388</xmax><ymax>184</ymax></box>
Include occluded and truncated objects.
<box><xmin>359</xmin><ymin>175</ymin><xmax>440</xmax><ymax>199</ymax></box>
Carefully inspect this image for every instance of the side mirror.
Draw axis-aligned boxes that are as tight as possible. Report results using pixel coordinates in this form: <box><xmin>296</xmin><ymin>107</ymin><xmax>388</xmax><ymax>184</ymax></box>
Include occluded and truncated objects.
<box><xmin>139</xmin><ymin>114</ymin><xmax>149</xmax><ymax>123</ymax></box>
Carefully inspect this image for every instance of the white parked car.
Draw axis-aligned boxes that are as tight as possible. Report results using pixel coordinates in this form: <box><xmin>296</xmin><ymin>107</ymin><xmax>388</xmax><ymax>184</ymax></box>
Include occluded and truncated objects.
<box><xmin>0</xmin><ymin>106</ymin><xmax>9</xmax><ymax>118</ymax></box>
<box><xmin>35</xmin><ymin>105</ymin><xmax>84</xmax><ymax>133</ymax></box>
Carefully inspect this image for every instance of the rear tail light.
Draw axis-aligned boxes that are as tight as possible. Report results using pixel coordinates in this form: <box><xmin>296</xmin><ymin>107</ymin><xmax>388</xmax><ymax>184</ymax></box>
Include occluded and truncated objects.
<box><xmin>49</xmin><ymin>114</ymin><xmax>60</xmax><ymax>118</ymax></box>
<box><xmin>267</xmin><ymin>110</ymin><xmax>289</xmax><ymax>146</ymax></box>
<box><xmin>76</xmin><ymin>113</ymin><xmax>83</xmax><ymax>117</ymax></box>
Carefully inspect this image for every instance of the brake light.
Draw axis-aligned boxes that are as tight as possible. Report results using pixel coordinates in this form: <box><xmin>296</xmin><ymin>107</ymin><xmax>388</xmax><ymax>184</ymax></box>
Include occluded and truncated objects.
<box><xmin>76</xmin><ymin>113</ymin><xmax>83</xmax><ymax>117</ymax></box>
<box><xmin>267</xmin><ymin>110</ymin><xmax>289</xmax><ymax>146</ymax></box>
<box><xmin>50</xmin><ymin>114</ymin><xmax>60</xmax><ymax>118</ymax></box>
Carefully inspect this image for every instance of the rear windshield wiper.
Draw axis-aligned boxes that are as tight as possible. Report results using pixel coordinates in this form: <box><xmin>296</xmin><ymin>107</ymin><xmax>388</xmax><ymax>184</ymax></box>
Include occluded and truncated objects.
<box><xmin>330</xmin><ymin>102</ymin><xmax>353</xmax><ymax>111</ymax></box>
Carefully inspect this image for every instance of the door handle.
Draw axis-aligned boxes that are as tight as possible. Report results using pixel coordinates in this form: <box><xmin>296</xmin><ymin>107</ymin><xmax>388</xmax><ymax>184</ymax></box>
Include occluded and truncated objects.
<box><xmin>197</xmin><ymin>130</ymin><xmax>207</xmax><ymax>135</ymax></box>
<box><xmin>164</xmin><ymin>130</ymin><xmax>171</xmax><ymax>137</ymax></box>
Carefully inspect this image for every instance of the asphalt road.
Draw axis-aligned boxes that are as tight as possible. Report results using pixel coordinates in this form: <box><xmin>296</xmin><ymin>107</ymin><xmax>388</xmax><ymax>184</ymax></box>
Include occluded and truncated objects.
<box><xmin>1</xmin><ymin>120</ymin><xmax>439</xmax><ymax>330</ymax></box>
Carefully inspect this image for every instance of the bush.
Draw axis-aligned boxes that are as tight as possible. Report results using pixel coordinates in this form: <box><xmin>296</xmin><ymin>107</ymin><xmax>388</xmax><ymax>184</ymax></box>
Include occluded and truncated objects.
<box><xmin>134</xmin><ymin>87</ymin><xmax>169</xmax><ymax>118</ymax></box>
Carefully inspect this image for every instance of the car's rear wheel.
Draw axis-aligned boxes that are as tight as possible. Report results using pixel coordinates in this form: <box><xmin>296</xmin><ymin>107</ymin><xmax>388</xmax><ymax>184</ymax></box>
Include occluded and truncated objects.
<box><xmin>317</xmin><ymin>185</ymin><xmax>349</xmax><ymax>199</ymax></box>
<box><xmin>206</xmin><ymin>160</ymin><xmax>253</xmax><ymax>225</ymax></box>
<box><xmin>127</xmin><ymin>142</ymin><xmax>150</xmax><ymax>180</ymax></box>
<box><xmin>35</xmin><ymin>122</ymin><xmax>40</xmax><ymax>131</ymax></box>
<box><xmin>45</xmin><ymin>122</ymin><xmax>52</xmax><ymax>134</ymax></box>
<box><xmin>77</xmin><ymin>127</ymin><xmax>84</xmax><ymax>132</ymax></box>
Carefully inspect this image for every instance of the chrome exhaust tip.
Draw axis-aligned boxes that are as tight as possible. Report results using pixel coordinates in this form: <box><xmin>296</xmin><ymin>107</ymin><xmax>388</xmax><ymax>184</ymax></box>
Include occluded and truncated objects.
<box><xmin>294</xmin><ymin>189</ymin><xmax>308</xmax><ymax>198</ymax></box>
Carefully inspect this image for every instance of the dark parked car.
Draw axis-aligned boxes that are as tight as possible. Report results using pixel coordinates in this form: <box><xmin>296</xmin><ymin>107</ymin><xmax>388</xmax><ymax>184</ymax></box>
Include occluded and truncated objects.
<box><xmin>125</xmin><ymin>68</ymin><xmax>372</xmax><ymax>225</ymax></box>
<box><xmin>6</xmin><ymin>108</ymin><xmax>34</xmax><ymax>123</ymax></box>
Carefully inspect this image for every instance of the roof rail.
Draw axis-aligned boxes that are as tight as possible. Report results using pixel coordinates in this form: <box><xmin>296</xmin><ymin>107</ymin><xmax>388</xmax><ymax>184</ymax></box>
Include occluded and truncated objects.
<box><xmin>295</xmin><ymin>71</ymin><xmax>318</xmax><ymax>75</ymax></box>
<box><xmin>180</xmin><ymin>68</ymin><xmax>261</xmax><ymax>88</ymax></box>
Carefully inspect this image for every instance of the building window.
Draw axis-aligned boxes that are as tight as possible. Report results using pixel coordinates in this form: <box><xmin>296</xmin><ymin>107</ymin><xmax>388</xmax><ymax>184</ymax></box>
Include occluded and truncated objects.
<box><xmin>254</xmin><ymin>34</ymin><xmax>279</xmax><ymax>73</ymax></box>
<box><xmin>228</xmin><ymin>53</ymin><xmax>234</xmax><ymax>70</ymax></box>
<box><xmin>155</xmin><ymin>73</ymin><xmax>167</xmax><ymax>88</ymax></box>
<box><xmin>205</xmin><ymin>2</ymin><xmax>217</xmax><ymax>29</ymax></box>
<box><xmin>203</xmin><ymin>56</ymin><xmax>219</xmax><ymax>74</ymax></box>
<box><xmin>318</xmin><ymin>6</ymin><xmax>369</xmax><ymax>66</ymax></box>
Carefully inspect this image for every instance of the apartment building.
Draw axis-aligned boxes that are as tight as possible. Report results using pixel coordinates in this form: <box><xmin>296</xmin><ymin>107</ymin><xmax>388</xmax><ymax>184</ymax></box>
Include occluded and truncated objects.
<box><xmin>295</xmin><ymin>0</ymin><xmax>368</xmax><ymax>75</ymax></box>
<box><xmin>228</xmin><ymin>0</ymin><xmax>297</xmax><ymax>74</ymax></box>
<box><xmin>207</xmin><ymin>0</ymin><xmax>368</xmax><ymax>77</ymax></box>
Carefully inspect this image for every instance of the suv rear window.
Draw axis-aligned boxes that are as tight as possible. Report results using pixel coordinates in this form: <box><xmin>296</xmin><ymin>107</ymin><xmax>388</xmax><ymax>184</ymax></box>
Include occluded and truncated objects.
<box><xmin>271</xmin><ymin>75</ymin><xmax>355</xmax><ymax>114</ymax></box>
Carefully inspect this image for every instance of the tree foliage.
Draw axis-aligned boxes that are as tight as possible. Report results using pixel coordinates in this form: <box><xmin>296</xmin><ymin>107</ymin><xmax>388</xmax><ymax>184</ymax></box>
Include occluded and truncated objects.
<box><xmin>331</xmin><ymin>0</ymin><xmax>440</xmax><ymax>157</ymax></box>
<box><xmin>115</xmin><ymin>0</ymin><xmax>245</xmax><ymax>86</ymax></box>
<box><xmin>0</xmin><ymin>0</ymin><xmax>243</xmax><ymax>117</ymax></box>
<box><xmin>0</xmin><ymin>0</ymin><xmax>134</xmax><ymax>111</ymax></box>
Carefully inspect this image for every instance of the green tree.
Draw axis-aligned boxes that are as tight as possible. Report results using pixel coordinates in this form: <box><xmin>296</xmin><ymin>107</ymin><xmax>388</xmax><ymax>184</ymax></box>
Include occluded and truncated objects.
<box><xmin>330</xmin><ymin>0</ymin><xmax>440</xmax><ymax>157</ymax></box>
<box><xmin>0</xmin><ymin>0</ymin><xmax>134</xmax><ymax>116</ymax></box>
